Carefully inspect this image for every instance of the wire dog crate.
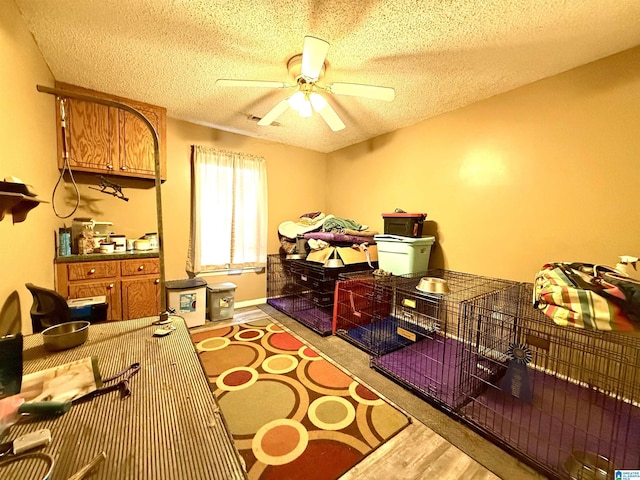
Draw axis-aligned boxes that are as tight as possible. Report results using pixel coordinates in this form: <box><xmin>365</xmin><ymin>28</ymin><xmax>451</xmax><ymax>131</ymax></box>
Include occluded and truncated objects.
<box><xmin>333</xmin><ymin>272</ymin><xmax>410</xmax><ymax>355</ymax></box>
<box><xmin>266</xmin><ymin>254</ymin><xmax>300</xmax><ymax>305</ymax></box>
<box><xmin>266</xmin><ymin>254</ymin><xmax>373</xmax><ymax>335</ymax></box>
<box><xmin>458</xmin><ymin>283</ymin><xmax>640</xmax><ymax>479</ymax></box>
<box><xmin>370</xmin><ymin>270</ymin><xmax>518</xmax><ymax>411</ymax></box>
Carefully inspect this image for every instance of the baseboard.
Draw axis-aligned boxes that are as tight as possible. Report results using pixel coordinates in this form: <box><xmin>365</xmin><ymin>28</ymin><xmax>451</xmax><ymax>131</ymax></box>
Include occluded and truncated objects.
<box><xmin>235</xmin><ymin>297</ymin><xmax>266</xmax><ymax>309</ymax></box>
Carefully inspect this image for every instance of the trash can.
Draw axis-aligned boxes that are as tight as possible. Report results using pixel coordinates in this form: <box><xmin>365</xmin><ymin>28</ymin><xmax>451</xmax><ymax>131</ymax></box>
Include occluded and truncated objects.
<box><xmin>165</xmin><ymin>278</ymin><xmax>207</xmax><ymax>328</ymax></box>
<box><xmin>207</xmin><ymin>282</ymin><xmax>237</xmax><ymax>321</ymax></box>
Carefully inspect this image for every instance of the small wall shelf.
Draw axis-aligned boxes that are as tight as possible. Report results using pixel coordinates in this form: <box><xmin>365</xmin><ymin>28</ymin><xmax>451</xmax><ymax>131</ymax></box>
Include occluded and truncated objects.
<box><xmin>0</xmin><ymin>180</ymin><xmax>48</xmax><ymax>223</ymax></box>
<box><xmin>0</xmin><ymin>192</ymin><xmax>46</xmax><ymax>223</ymax></box>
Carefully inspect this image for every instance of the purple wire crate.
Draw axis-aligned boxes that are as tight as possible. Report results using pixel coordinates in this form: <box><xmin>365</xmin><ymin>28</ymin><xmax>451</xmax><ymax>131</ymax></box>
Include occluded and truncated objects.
<box><xmin>459</xmin><ymin>283</ymin><xmax>640</xmax><ymax>479</ymax></box>
<box><xmin>371</xmin><ymin>269</ymin><xmax>518</xmax><ymax>411</ymax></box>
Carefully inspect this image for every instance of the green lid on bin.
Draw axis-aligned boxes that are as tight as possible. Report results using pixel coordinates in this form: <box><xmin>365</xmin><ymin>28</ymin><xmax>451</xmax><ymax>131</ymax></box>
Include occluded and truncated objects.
<box><xmin>165</xmin><ymin>278</ymin><xmax>207</xmax><ymax>290</ymax></box>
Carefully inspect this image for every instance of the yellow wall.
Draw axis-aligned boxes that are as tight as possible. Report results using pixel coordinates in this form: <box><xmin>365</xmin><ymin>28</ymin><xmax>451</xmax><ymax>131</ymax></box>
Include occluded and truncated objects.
<box><xmin>0</xmin><ymin>0</ymin><xmax>58</xmax><ymax>335</ymax></box>
<box><xmin>162</xmin><ymin>118</ymin><xmax>327</xmax><ymax>302</ymax></box>
<box><xmin>3</xmin><ymin>0</ymin><xmax>639</xmax><ymax>333</ymax></box>
<box><xmin>0</xmin><ymin>2</ymin><xmax>326</xmax><ymax>333</ymax></box>
<box><xmin>327</xmin><ymin>46</ymin><xmax>640</xmax><ymax>282</ymax></box>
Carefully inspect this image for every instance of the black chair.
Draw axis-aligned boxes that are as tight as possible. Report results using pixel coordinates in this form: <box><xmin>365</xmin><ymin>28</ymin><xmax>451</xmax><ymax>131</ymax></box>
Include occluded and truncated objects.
<box><xmin>25</xmin><ymin>283</ymin><xmax>71</xmax><ymax>333</ymax></box>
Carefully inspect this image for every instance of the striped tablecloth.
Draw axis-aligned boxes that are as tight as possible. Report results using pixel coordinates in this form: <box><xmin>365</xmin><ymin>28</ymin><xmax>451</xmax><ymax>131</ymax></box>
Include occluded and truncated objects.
<box><xmin>2</xmin><ymin>317</ymin><xmax>246</xmax><ymax>480</ymax></box>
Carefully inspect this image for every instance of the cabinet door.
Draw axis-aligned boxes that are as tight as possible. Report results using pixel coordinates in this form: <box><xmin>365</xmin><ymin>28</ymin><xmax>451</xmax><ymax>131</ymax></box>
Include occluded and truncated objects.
<box><xmin>69</xmin><ymin>281</ymin><xmax>121</xmax><ymax>321</ymax></box>
<box><xmin>117</xmin><ymin>106</ymin><xmax>161</xmax><ymax>177</ymax></box>
<box><xmin>55</xmin><ymin>82</ymin><xmax>167</xmax><ymax>180</ymax></box>
<box><xmin>59</xmin><ymin>97</ymin><xmax>118</xmax><ymax>172</ymax></box>
<box><xmin>121</xmin><ymin>277</ymin><xmax>161</xmax><ymax>320</ymax></box>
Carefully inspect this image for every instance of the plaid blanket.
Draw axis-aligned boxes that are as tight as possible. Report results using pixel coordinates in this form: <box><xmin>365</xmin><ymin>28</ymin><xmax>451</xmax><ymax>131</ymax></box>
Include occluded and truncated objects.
<box><xmin>534</xmin><ymin>263</ymin><xmax>640</xmax><ymax>332</ymax></box>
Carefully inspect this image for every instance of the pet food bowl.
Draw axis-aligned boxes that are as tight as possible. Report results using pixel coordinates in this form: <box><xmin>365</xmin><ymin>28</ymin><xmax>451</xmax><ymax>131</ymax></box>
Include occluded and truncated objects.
<box><xmin>324</xmin><ymin>258</ymin><xmax>344</xmax><ymax>268</ymax></box>
<box><xmin>42</xmin><ymin>321</ymin><xmax>90</xmax><ymax>351</ymax></box>
<box><xmin>562</xmin><ymin>451</ymin><xmax>612</xmax><ymax>480</ymax></box>
<box><xmin>416</xmin><ymin>277</ymin><xmax>450</xmax><ymax>294</ymax></box>
<box><xmin>324</xmin><ymin>250</ymin><xmax>344</xmax><ymax>268</ymax></box>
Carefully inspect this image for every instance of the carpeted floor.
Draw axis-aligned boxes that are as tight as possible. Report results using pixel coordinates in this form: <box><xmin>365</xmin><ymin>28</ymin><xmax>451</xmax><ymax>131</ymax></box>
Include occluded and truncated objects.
<box><xmin>191</xmin><ymin>317</ymin><xmax>411</xmax><ymax>480</ymax></box>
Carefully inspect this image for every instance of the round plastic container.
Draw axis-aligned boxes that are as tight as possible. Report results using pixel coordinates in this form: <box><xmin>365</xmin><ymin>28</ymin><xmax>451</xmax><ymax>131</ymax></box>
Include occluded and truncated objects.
<box><xmin>111</xmin><ymin>234</ymin><xmax>127</xmax><ymax>252</ymax></box>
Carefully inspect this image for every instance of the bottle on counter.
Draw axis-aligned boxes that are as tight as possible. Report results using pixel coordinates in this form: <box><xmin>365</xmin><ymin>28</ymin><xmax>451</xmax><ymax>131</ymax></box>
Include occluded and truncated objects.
<box><xmin>58</xmin><ymin>227</ymin><xmax>71</xmax><ymax>256</ymax></box>
<box><xmin>78</xmin><ymin>228</ymin><xmax>94</xmax><ymax>254</ymax></box>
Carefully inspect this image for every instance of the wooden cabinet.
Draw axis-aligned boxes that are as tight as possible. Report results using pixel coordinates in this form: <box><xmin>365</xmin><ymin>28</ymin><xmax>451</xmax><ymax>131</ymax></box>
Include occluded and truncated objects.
<box><xmin>69</xmin><ymin>281</ymin><xmax>121</xmax><ymax>321</ymax></box>
<box><xmin>55</xmin><ymin>82</ymin><xmax>167</xmax><ymax>181</ymax></box>
<box><xmin>122</xmin><ymin>277</ymin><xmax>160</xmax><ymax>320</ymax></box>
<box><xmin>120</xmin><ymin>258</ymin><xmax>161</xmax><ymax>320</ymax></box>
<box><xmin>56</xmin><ymin>257</ymin><xmax>161</xmax><ymax>321</ymax></box>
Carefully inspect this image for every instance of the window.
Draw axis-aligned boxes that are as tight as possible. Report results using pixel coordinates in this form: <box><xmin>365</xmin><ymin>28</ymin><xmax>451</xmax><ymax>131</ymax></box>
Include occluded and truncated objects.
<box><xmin>186</xmin><ymin>146</ymin><xmax>268</xmax><ymax>275</ymax></box>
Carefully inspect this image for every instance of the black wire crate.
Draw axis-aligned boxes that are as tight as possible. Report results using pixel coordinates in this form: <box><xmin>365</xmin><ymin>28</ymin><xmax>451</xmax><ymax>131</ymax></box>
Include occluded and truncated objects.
<box><xmin>289</xmin><ymin>258</ymin><xmax>373</xmax><ymax>284</ymax></box>
<box><xmin>333</xmin><ymin>273</ymin><xmax>409</xmax><ymax>355</ymax></box>
<box><xmin>267</xmin><ymin>255</ymin><xmax>373</xmax><ymax>336</ymax></box>
<box><xmin>458</xmin><ymin>283</ymin><xmax>640</xmax><ymax>479</ymax></box>
<box><xmin>371</xmin><ymin>269</ymin><xmax>518</xmax><ymax>411</ymax></box>
<box><xmin>266</xmin><ymin>254</ymin><xmax>299</xmax><ymax>301</ymax></box>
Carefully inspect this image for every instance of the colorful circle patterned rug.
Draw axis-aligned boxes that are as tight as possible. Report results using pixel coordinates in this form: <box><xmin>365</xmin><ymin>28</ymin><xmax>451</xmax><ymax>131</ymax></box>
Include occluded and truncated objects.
<box><xmin>192</xmin><ymin>319</ymin><xmax>411</xmax><ymax>480</ymax></box>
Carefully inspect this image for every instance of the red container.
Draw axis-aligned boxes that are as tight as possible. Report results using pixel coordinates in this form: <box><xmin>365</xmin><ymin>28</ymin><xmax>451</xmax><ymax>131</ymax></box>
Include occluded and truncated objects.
<box><xmin>382</xmin><ymin>213</ymin><xmax>427</xmax><ymax>237</ymax></box>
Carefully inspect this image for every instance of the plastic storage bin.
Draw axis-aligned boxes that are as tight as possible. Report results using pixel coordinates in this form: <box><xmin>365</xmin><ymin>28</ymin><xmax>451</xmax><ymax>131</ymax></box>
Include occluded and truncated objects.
<box><xmin>374</xmin><ymin>234</ymin><xmax>435</xmax><ymax>275</ymax></box>
<box><xmin>166</xmin><ymin>278</ymin><xmax>207</xmax><ymax>328</ymax></box>
<box><xmin>382</xmin><ymin>213</ymin><xmax>426</xmax><ymax>237</ymax></box>
<box><xmin>68</xmin><ymin>296</ymin><xmax>108</xmax><ymax>323</ymax></box>
<box><xmin>207</xmin><ymin>282</ymin><xmax>237</xmax><ymax>321</ymax></box>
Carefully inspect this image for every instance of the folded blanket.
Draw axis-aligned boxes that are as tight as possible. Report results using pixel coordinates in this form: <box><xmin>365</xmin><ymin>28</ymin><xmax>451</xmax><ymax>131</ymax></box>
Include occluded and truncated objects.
<box><xmin>534</xmin><ymin>262</ymin><xmax>640</xmax><ymax>332</ymax></box>
<box><xmin>344</xmin><ymin>228</ymin><xmax>379</xmax><ymax>237</ymax></box>
<box><xmin>322</xmin><ymin>217</ymin><xmax>368</xmax><ymax>233</ymax></box>
<box><xmin>304</xmin><ymin>231</ymin><xmax>376</xmax><ymax>245</ymax></box>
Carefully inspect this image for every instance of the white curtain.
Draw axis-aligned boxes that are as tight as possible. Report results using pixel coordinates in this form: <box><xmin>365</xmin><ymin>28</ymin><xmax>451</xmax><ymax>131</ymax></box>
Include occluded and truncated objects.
<box><xmin>186</xmin><ymin>146</ymin><xmax>268</xmax><ymax>275</ymax></box>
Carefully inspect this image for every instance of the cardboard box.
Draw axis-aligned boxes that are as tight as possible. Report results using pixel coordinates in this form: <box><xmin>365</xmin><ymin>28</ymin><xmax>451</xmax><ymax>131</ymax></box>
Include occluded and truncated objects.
<box><xmin>307</xmin><ymin>245</ymin><xmax>378</xmax><ymax>265</ymax></box>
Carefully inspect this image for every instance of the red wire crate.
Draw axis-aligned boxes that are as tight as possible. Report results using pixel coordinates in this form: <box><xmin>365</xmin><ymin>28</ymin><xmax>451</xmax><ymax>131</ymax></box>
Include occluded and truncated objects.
<box><xmin>332</xmin><ymin>274</ymin><xmax>403</xmax><ymax>355</ymax></box>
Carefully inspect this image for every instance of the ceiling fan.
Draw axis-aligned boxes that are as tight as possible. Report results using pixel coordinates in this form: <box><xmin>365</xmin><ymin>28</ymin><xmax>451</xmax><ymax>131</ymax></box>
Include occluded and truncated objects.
<box><xmin>216</xmin><ymin>36</ymin><xmax>395</xmax><ymax>131</ymax></box>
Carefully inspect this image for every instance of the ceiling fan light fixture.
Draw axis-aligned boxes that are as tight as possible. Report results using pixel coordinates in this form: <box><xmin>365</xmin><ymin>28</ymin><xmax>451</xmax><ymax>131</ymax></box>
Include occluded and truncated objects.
<box><xmin>298</xmin><ymin>100</ymin><xmax>313</xmax><ymax>118</ymax></box>
<box><xmin>220</xmin><ymin>36</ymin><xmax>393</xmax><ymax>132</ymax></box>
<box><xmin>288</xmin><ymin>91</ymin><xmax>306</xmax><ymax>111</ymax></box>
<box><xmin>309</xmin><ymin>92</ymin><xmax>327</xmax><ymax>111</ymax></box>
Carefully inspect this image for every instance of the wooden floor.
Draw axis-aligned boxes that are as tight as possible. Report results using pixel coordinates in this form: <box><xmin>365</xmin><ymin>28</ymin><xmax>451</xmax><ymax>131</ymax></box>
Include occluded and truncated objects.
<box><xmin>339</xmin><ymin>420</ymin><xmax>500</xmax><ymax>480</ymax></box>
<box><xmin>195</xmin><ymin>306</ymin><xmax>528</xmax><ymax>480</ymax></box>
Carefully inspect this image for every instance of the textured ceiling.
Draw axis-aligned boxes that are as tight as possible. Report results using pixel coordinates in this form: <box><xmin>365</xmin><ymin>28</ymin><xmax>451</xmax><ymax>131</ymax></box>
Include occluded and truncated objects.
<box><xmin>13</xmin><ymin>0</ymin><xmax>640</xmax><ymax>153</ymax></box>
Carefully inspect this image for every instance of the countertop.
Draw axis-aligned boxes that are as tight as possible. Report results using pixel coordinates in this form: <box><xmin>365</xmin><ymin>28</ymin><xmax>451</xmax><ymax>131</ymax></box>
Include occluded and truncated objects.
<box><xmin>1</xmin><ymin>317</ymin><xmax>246</xmax><ymax>480</ymax></box>
<box><xmin>55</xmin><ymin>249</ymin><xmax>159</xmax><ymax>263</ymax></box>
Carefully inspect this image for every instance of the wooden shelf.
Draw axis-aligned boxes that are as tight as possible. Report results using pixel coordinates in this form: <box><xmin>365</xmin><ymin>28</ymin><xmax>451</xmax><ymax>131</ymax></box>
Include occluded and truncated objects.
<box><xmin>0</xmin><ymin>192</ymin><xmax>47</xmax><ymax>223</ymax></box>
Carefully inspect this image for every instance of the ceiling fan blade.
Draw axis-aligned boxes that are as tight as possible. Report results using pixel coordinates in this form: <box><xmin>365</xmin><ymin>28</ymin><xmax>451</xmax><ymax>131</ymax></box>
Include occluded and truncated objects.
<box><xmin>326</xmin><ymin>82</ymin><xmax>395</xmax><ymax>101</ymax></box>
<box><xmin>257</xmin><ymin>97</ymin><xmax>290</xmax><ymax>126</ymax></box>
<box><xmin>315</xmin><ymin>101</ymin><xmax>345</xmax><ymax>132</ymax></box>
<box><xmin>301</xmin><ymin>36</ymin><xmax>330</xmax><ymax>82</ymax></box>
<box><xmin>216</xmin><ymin>79</ymin><xmax>290</xmax><ymax>88</ymax></box>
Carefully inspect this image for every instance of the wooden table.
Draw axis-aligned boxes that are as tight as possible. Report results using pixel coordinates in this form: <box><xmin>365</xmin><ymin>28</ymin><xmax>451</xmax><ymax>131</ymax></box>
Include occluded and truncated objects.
<box><xmin>1</xmin><ymin>317</ymin><xmax>246</xmax><ymax>479</ymax></box>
